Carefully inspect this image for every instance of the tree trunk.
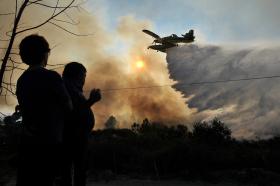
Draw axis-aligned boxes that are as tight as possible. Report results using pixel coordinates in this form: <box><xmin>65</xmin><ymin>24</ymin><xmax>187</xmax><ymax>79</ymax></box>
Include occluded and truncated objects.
<box><xmin>0</xmin><ymin>0</ymin><xmax>29</xmax><ymax>95</ymax></box>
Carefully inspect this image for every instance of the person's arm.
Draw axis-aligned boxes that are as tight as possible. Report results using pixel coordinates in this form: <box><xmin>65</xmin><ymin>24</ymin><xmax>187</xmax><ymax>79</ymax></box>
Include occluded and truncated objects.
<box><xmin>86</xmin><ymin>89</ymin><xmax>101</xmax><ymax>107</ymax></box>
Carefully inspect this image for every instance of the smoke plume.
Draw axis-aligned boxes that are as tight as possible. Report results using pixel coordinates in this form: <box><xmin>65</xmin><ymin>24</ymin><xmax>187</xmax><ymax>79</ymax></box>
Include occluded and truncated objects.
<box><xmin>167</xmin><ymin>44</ymin><xmax>280</xmax><ymax>139</ymax></box>
<box><xmin>83</xmin><ymin>16</ymin><xmax>193</xmax><ymax>128</ymax></box>
<box><xmin>0</xmin><ymin>2</ymin><xmax>192</xmax><ymax>128</ymax></box>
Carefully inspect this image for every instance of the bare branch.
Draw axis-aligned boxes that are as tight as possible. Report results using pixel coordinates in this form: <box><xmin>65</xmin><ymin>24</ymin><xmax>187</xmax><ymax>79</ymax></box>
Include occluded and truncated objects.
<box><xmin>62</xmin><ymin>11</ymin><xmax>80</xmax><ymax>25</ymax></box>
<box><xmin>74</xmin><ymin>0</ymin><xmax>89</xmax><ymax>14</ymax></box>
<box><xmin>0</xmin><ymin>13</ymin><xmax>15</xmax><ymax>16</ymax></box>
<box><xmin>49</xmin><ymin>21</ymin><xmax>93</xmax><ymax>36</ymax></box>
<box><xmin>9</xmin><ymin>53</ymin><xmax>20</xmax><ymax>56</ymax></box>
<box><xmin>0</xmin><ymin>0</ymin><xmax>29</xmax><ymax>95</ymax></box>
<box><xmin>15</xmin><ymin>67</ymin><xmax>25</xmax><ymax>71</ymax></box>
<box><xmin>47</xmin><ymin>63</ymin><xmax>66</xmax><ymax>67</ymax></box>
<box><xmin>48</xmin><ymin>66</ymin><xmax>65</xmax><ymax>70</ymax></box>
<box><xmin>0</xmin><ymin>112</ymin><xmax>7</xmax><ymax>116</ymax></box>
<box><xmin>28</xmin><ymin>1</ymin><xmax>82</xmax><ymax>10</ymax></box>
<box><xmin>1</xmin><ymin>84</ymin><xmax>16</xmax><ymax>95</ymax></box>
<box><xmin>2</xmin><ymin>82</ymin><xmax>16</xmax><ymax>86</ymax></box>
<box><xmin>1</xmin><ymin>0</ymin><xmax>91</xmax><ymax>96</ymax></box>
<box><xmin>27</xmin><ymin>0</ymin><xmax>43</xmax><ymax>4</ymax></box>
<box><xmin>53</xmin><ymin>18</ymin><xmax>80</xmax><ymax>25</ymax></box>
<box><xmin>47</xmin><ymin>62</ymin><xmax>66</xmax><ymax>70</ymax></box>
<box><xmin>7</xmin><ymin>58</ymin><xmax>25</xmax><ymax>72</ymax></box>
<box><xmin>2</xmin><ymin>86</ymin><xmax>16</xmax><ymax>103</ymax></box>
<box><xmin>50</xmin><ymin>0</ymin><xmax>60</xmax><ymax>17</ymax></box>
<box><xmin>16</xmin><ymin>0</ymin><xmax>75</xmax><ymax>35</ymax></box>
<box><xmin>50</xmin><ymin>43</ymin><xmax>62</xmax><ymax>50</ymax></box>
<box><xmin>8</xmin><ymin>57</ymin><xmax>21</xmax><ymax>64</ymax></box>
<box><xmin>3</xmin><ymin>59</ymin><xmax>16</xmax><ymax>94</ymax></box>
<box><xmin>63</xmin><ymin>12</ymin><xmax>74</xmax><ymax>22</ymax></box>
<box><xmin>5</xmin><ymin>66</ymin><xmax>25</xmax><ymax>71</ymax></box>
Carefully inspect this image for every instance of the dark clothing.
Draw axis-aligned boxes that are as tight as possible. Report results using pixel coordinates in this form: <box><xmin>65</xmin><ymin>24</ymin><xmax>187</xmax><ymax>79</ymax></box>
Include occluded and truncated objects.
<box><xmin>16</xmin><ymin>67</ymin><xmax>72</xmax><ymax>186</ymax></box>
<box><xmin>16</xmin><ymin>67</ymin><xmax>72</xmax><ymax>144</ymax></box>
<box><xmin>64</xmin><ymin>78</ymin><xmax>94</xmax><ymax>140</ymax></box>
<box><xmin>61</xmin><ymin>79</ymin><xmax>94</xmax><ymax>186</ymax></box>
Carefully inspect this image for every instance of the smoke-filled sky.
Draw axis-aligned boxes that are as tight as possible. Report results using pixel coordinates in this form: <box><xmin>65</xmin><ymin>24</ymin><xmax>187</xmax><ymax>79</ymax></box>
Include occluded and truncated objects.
<box><xmin>89</xmin><ymin>0</ymin><xmax>280</xmax><ymax>44</ymax></box>
<box><xmin>1</xmin><ymin>0</ymin><xmax>280</xmax><ymax>138</ymax></box>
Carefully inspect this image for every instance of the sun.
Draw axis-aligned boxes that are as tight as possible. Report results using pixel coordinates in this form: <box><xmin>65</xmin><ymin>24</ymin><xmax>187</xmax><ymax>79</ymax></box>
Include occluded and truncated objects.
<box><xmin>136</xmin><ymin>60</ymin><xmax>145</xmax><ymax>69</ymax></box>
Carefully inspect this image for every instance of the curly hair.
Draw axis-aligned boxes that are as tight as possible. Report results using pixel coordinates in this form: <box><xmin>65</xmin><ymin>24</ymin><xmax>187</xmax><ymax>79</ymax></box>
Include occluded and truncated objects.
<box><xmin>19</xmin><ymin>34</ymin><xmax>50</xmax><ymax>65</ymax></box>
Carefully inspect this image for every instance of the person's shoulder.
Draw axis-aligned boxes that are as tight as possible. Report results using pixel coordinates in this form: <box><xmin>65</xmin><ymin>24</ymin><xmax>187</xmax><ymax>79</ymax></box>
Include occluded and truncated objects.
<box><xmin>17</xmin><ymin>70</ymin><xmax>29</xmax><ymax>84</ymax></box>
<box><xmin>45</xmin><ymin>69</ymin><xmax>63</xmax><ymax>83</ymax></box>
<box><xmin>47</xmin><ymin>69</ymin><xmax>61</xmax><ymax>77</ymax></box>
<box><xmin>25</xmin><ymin>68</ymin><xmax>60</xmax><ymax>79</ymax></box>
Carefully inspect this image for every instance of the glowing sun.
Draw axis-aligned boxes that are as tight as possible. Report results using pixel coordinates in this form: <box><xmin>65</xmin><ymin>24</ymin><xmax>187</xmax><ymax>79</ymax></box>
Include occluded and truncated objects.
<box><xmin>136</xmin><ymin>60</ymin><xmax>145</xmax><ymax>69</ymax></box>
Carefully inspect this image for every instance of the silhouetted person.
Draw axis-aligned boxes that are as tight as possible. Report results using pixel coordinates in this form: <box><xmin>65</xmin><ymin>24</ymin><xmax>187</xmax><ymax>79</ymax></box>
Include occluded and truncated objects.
<box><xmin>16</xmin><ymin>34</ymin><xmax>73</xmax><ymax>186</ymax></box>
<box><xmin>61</xmin><ymin>62</ymin><xmax>101</xmax><ymax>186</ymax></box>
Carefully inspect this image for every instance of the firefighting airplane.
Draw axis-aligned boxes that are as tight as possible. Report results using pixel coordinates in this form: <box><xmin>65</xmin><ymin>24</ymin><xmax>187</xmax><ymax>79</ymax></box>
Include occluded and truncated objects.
<box><xmin>143</xmin><ymin>29</ymin><xmax>195</xmax><ymax>52</ymax></box>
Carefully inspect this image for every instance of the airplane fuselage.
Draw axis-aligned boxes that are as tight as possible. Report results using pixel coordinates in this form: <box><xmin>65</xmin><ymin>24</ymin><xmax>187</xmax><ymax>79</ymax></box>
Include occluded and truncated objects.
<box><xmin>155</xmin><ymin>36</ymin><xmax>194</xmax><ymax>44</ymax></box>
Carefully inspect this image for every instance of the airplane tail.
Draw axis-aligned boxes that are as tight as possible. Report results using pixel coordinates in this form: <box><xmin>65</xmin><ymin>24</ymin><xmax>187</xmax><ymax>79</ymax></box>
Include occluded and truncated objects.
<box><xmin>182</xmin><ymin>29</ymin><xmax>195</xmax><ymax>40</ymax></box>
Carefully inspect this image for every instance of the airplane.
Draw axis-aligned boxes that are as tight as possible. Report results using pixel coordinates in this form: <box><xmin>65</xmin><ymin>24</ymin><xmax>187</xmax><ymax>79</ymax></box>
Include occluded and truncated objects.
<box><xmin>143</xmin><ymin>29</ymin><xmax>195</xmax><ymax>52</ymax></box>
<box><xmin>147</xmin><ymin>42</ymin><xmax>176</xmax><ymax>53</ymax></box>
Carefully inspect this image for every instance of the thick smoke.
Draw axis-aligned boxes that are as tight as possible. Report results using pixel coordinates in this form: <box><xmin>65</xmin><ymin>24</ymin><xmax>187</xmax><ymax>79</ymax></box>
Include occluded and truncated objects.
<box><xmin>83</xmin><ymin>16</ymin><xmax>193</xmax><ymax>128</ymax></box>
<box><xmin>167</xmin><ymin>44</ymin><xmax>280</xmax><ymax>139</ymax></box>
<box><xmin>0</xmin><ymin>1</ymin><xmax>193</xmax><ymax>129</ymax></box>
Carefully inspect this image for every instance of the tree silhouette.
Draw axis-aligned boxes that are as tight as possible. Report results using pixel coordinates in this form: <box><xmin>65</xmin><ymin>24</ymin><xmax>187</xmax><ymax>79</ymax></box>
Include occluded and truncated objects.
<box><xmin>0</xmin><ymin>0</ymin><xmax>89</xmax><ymax>98</ymax></box>
<box><xmin>192</xmin><ymin>118</ymin><xmax>232</xmax><ymax>143</ymax></box>
<box><xmin>104</xmin><ymin>116</ymin><xmax>118</xmax><ymax>129</ymax></box>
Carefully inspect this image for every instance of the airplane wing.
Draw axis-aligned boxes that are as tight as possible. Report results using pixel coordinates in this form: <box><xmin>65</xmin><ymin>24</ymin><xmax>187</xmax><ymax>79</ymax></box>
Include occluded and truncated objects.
<box><xmin>143</xmin><ymin>29</ymin><xmax>160</xmax><ymax>39</ymax></box>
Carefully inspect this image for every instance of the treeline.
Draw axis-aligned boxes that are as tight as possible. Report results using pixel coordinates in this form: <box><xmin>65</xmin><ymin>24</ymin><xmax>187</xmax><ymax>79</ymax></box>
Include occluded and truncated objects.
<box><xmin>88</xmin><ymin>119</ymin><xmax>280</xmax><ymax>183</ymax></box>
<box><xmin>1</xmin><ymin>118</ymin><xmax>280</xmax><ymax>184</ymax></box>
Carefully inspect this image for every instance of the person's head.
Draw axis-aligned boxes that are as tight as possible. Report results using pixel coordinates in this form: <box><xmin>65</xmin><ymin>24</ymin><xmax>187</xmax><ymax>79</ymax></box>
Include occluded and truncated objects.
<box><xmin>63</xmin><ymin>62</ymin><xmax>87</xmax><ymax>88</ymax></box>
<box><xmin>19</xmin><ymin>34</ymin><xmax>50</xmax><ymax>67</ymax></box>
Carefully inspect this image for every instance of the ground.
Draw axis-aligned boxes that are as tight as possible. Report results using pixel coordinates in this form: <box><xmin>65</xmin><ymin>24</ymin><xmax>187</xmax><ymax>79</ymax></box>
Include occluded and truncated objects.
<box><xmin>2</xmin><ymin>176</ymin><xmax>262</xmax><ymax>186</ymax></box>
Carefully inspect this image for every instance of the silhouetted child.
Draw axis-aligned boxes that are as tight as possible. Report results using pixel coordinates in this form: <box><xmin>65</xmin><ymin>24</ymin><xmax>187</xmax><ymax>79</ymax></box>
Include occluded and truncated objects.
<box><xmin>61</xmin><ymin>62</ymin><xmax>101</xmax><ymax>186</ymax></box>
<box><xmin>16</xmin><ymin>34</ymin><xmax>73</xmax><ymax>186</ymax></box>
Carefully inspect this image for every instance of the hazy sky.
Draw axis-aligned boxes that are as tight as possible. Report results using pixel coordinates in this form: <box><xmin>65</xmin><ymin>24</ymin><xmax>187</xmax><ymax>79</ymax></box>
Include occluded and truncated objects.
<box><xmin>87</xmin><ymin>0</ymin><xmax>280</xmax><ymax>44</ymax></box>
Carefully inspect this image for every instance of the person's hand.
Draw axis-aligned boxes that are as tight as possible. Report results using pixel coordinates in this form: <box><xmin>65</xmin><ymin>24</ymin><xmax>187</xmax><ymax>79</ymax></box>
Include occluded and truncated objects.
<box><xmin>89</xmin><ymin>88</ymin><xmax>101</xmax><ymax>105</ymax></box>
